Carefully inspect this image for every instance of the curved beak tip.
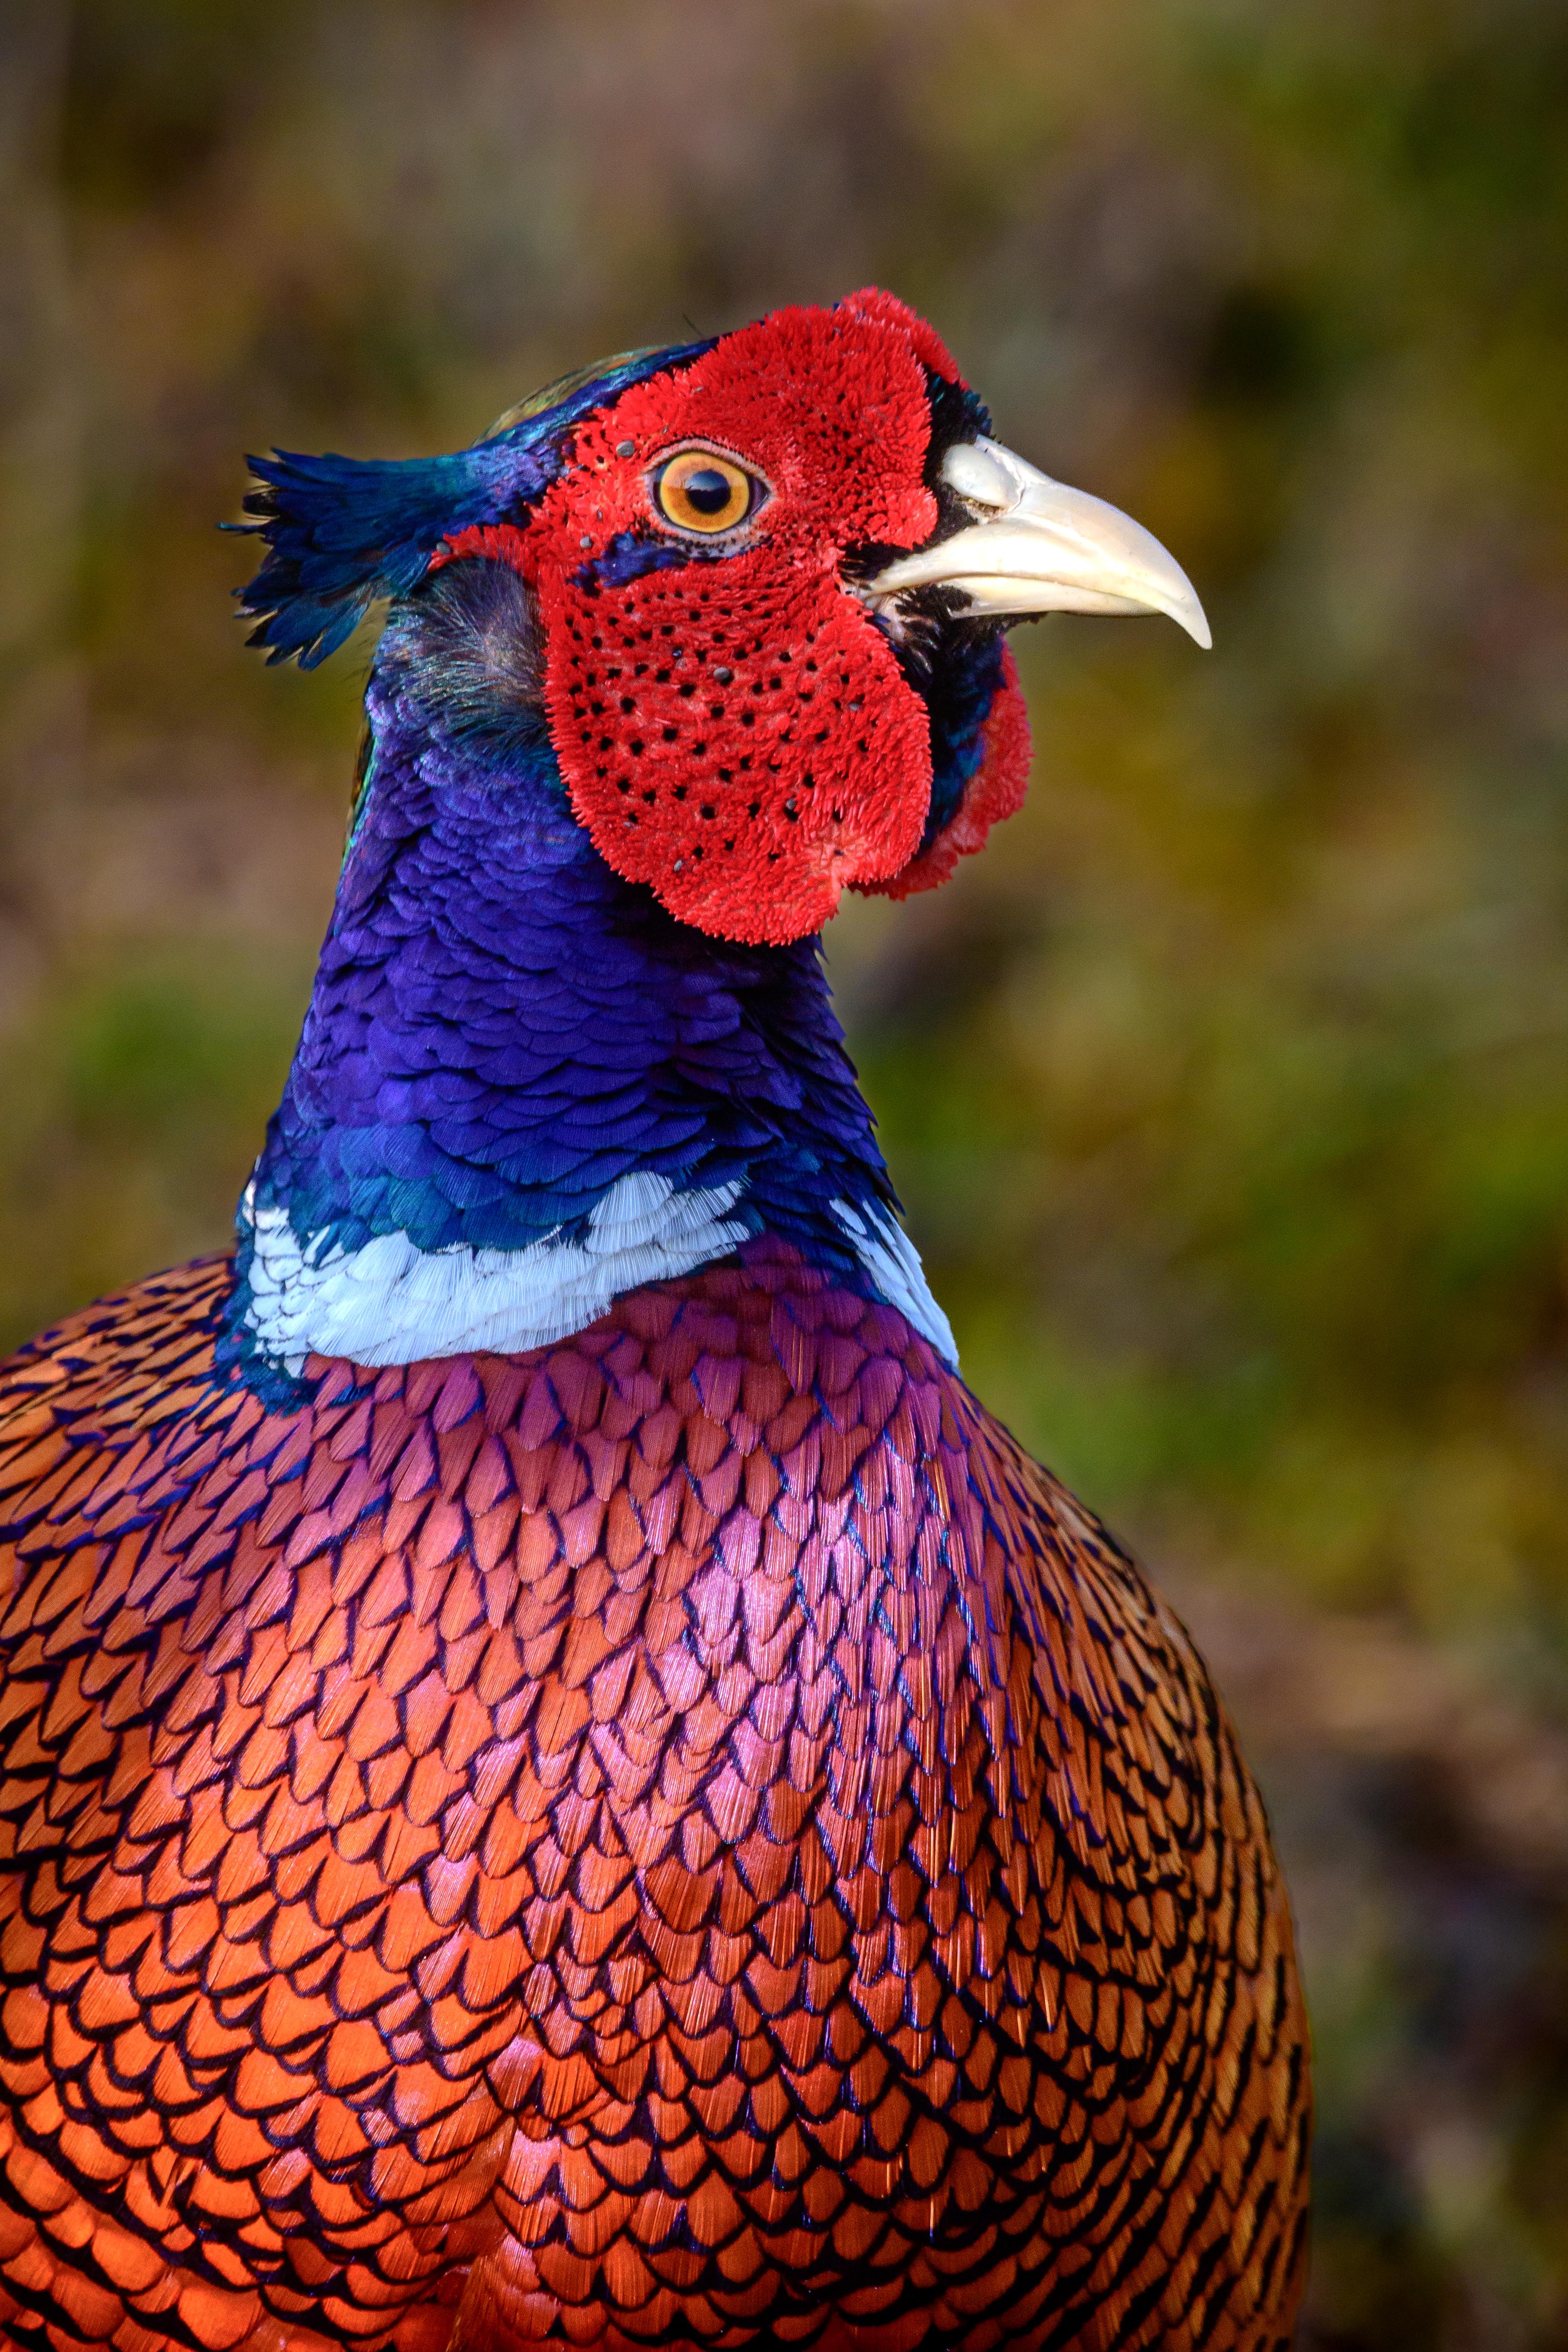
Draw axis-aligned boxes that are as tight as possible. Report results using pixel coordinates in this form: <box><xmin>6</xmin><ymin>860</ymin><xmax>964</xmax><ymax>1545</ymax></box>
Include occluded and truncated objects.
<box><xmin>1181</xmin><ymin>600</ymin><xmax>1214</xmax><ymax>653</ymax></box>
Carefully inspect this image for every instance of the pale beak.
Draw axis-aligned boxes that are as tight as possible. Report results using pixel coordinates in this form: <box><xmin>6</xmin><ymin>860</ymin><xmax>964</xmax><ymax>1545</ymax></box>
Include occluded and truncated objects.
<box><xmin>863</xmin><ymin>435</ymin><xmax>1211</xmax><ymax>649</ymax></box>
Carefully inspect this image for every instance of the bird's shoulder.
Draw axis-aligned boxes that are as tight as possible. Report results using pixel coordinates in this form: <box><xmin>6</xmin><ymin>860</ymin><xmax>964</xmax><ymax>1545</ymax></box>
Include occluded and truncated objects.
<box><xmin>0</xmin><ymin>1256</ymin><xmax>239</xmax><ymax>1537</ymax></box>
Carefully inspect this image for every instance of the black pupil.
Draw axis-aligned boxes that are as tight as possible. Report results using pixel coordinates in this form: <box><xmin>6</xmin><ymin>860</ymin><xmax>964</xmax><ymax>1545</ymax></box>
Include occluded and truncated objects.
<box><xmin>683</xmin><ymin>467</ymin><xmax>738</xmax><ymax>516</ymax></box>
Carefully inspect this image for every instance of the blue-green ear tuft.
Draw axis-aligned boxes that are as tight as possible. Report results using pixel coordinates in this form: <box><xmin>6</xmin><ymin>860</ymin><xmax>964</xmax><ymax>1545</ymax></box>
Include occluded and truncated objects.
<box><xmin>228</xmin><ymin>341</ymin><xmax>714</xmax><ymax>670</ymax></box>
<box><xmin>229</xmin><ymin>444</ymin><xmax>550</xmax><ymax>669</ymax></box>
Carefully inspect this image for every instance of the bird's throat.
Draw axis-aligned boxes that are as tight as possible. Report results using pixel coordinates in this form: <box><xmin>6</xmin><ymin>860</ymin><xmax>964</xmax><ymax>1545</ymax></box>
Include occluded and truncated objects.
<box><xmin>226</xmin><ymin>629</ymin><xmax>954</xmax><ymax>1387</ymax></box>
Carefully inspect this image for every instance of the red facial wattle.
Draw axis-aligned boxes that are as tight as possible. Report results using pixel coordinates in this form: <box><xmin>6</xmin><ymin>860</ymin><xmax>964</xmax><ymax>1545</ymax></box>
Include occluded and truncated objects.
<box><xmin>546</xmin><ymin>560</ymin><xmax>931</xmax><ymax>942</ymax></box>
<box><xmin>525</xmin><ymin>299</ymin><xmax>952</xmax><ymax>944</ymax></box>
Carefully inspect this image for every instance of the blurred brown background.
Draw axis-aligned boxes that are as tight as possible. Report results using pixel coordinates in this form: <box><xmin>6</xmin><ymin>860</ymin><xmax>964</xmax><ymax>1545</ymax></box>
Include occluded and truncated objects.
<box><xmin>4</xmin><ymin>2</ymin><xmax>1568</xmax><ymax>2342</ymax></box>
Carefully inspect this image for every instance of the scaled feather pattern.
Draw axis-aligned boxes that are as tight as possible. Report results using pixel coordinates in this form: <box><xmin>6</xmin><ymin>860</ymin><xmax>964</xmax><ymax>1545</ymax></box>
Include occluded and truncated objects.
<box><xmin>0</xmin><ymin>1256</ymin><xmax>1305</xmax><ymax>2352</ymax></box>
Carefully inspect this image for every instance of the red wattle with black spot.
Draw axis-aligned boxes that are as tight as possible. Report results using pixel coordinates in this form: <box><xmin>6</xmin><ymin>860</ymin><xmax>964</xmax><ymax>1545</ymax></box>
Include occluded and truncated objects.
<box><xmin>527</xmin><ymin>299</ymin><xmax>947</xmax><ymax>944</ymax></box>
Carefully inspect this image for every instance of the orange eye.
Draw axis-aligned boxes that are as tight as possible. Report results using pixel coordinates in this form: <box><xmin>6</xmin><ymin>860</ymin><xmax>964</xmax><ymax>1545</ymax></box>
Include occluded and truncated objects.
<box><xmin>652</xmin><ymin>449</ymin><xmax>760</xmax><ymax>535</ymax></box>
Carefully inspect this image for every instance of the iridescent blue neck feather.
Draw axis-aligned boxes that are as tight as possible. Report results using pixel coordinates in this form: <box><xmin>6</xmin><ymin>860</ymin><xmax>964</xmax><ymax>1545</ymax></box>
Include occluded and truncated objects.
<box><xmin>226</xmin><ymin>557</ymin><xmax>953</xmax><ymax>1385</ymax></box>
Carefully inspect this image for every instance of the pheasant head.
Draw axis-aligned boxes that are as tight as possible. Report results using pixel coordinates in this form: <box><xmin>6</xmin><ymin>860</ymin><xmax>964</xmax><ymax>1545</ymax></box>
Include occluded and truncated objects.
<box><xmin>238</xmin><ymin>288</ymin><xmax>1206</xmax><ymax>945</ymax></box>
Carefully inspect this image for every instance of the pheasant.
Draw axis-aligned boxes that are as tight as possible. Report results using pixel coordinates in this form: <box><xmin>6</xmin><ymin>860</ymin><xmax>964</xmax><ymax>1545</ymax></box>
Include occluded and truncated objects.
<box><xmin>0</xmin><ymin>291</ymin><xmax>1308</xmax><ymax>2352</ymax></box>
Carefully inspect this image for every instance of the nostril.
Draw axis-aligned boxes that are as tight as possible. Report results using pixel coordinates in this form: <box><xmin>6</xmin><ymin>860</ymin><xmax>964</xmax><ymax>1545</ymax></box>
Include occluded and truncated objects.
<box><xmin>940</xmin><ymin>440</ymin><xmax>1014</xmax><ymax>511</ymax></box>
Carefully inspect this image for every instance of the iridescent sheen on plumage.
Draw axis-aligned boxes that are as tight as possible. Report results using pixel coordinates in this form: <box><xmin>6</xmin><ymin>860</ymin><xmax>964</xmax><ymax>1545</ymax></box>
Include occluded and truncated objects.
<box><xmin>0</xmin><ymin>1253</ymin><xmax>1305</xmax><ymax>2351</ymax></box>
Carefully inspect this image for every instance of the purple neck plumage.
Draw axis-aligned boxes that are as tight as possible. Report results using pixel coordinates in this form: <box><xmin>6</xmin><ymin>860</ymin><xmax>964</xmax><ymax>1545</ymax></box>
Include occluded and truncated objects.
<box><xmin>226</xmin><ymin>557</ymin><xmax>951</xmax><ymax>1387</ymax></box>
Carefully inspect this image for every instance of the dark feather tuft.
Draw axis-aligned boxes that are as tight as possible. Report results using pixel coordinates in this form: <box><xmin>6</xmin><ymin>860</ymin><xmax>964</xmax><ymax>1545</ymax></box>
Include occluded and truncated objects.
<box><xmin>228</xmin><ymin>339</ymin><xmax>712</xmax><ymax>670</ymax></box>
<box><xmin>229</xmin><ymin>447</ymin><xmax>537</xmax><ymax>669</ymax></box>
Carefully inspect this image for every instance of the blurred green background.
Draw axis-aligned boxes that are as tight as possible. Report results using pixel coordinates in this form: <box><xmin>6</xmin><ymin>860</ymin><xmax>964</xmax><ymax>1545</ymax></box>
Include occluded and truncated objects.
<box><xmin>4</xmin><ymin>2</ymin><xmax>1568</xmax><ymax>2341</ymax></box>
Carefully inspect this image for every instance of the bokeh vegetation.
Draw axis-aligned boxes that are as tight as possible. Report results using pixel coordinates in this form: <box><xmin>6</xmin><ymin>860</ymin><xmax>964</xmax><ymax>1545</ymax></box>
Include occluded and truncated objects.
<box><xmin>4</xmin><ymin>4</ymin><xmax>1568</xmax><ymax>2342</ymax></box>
